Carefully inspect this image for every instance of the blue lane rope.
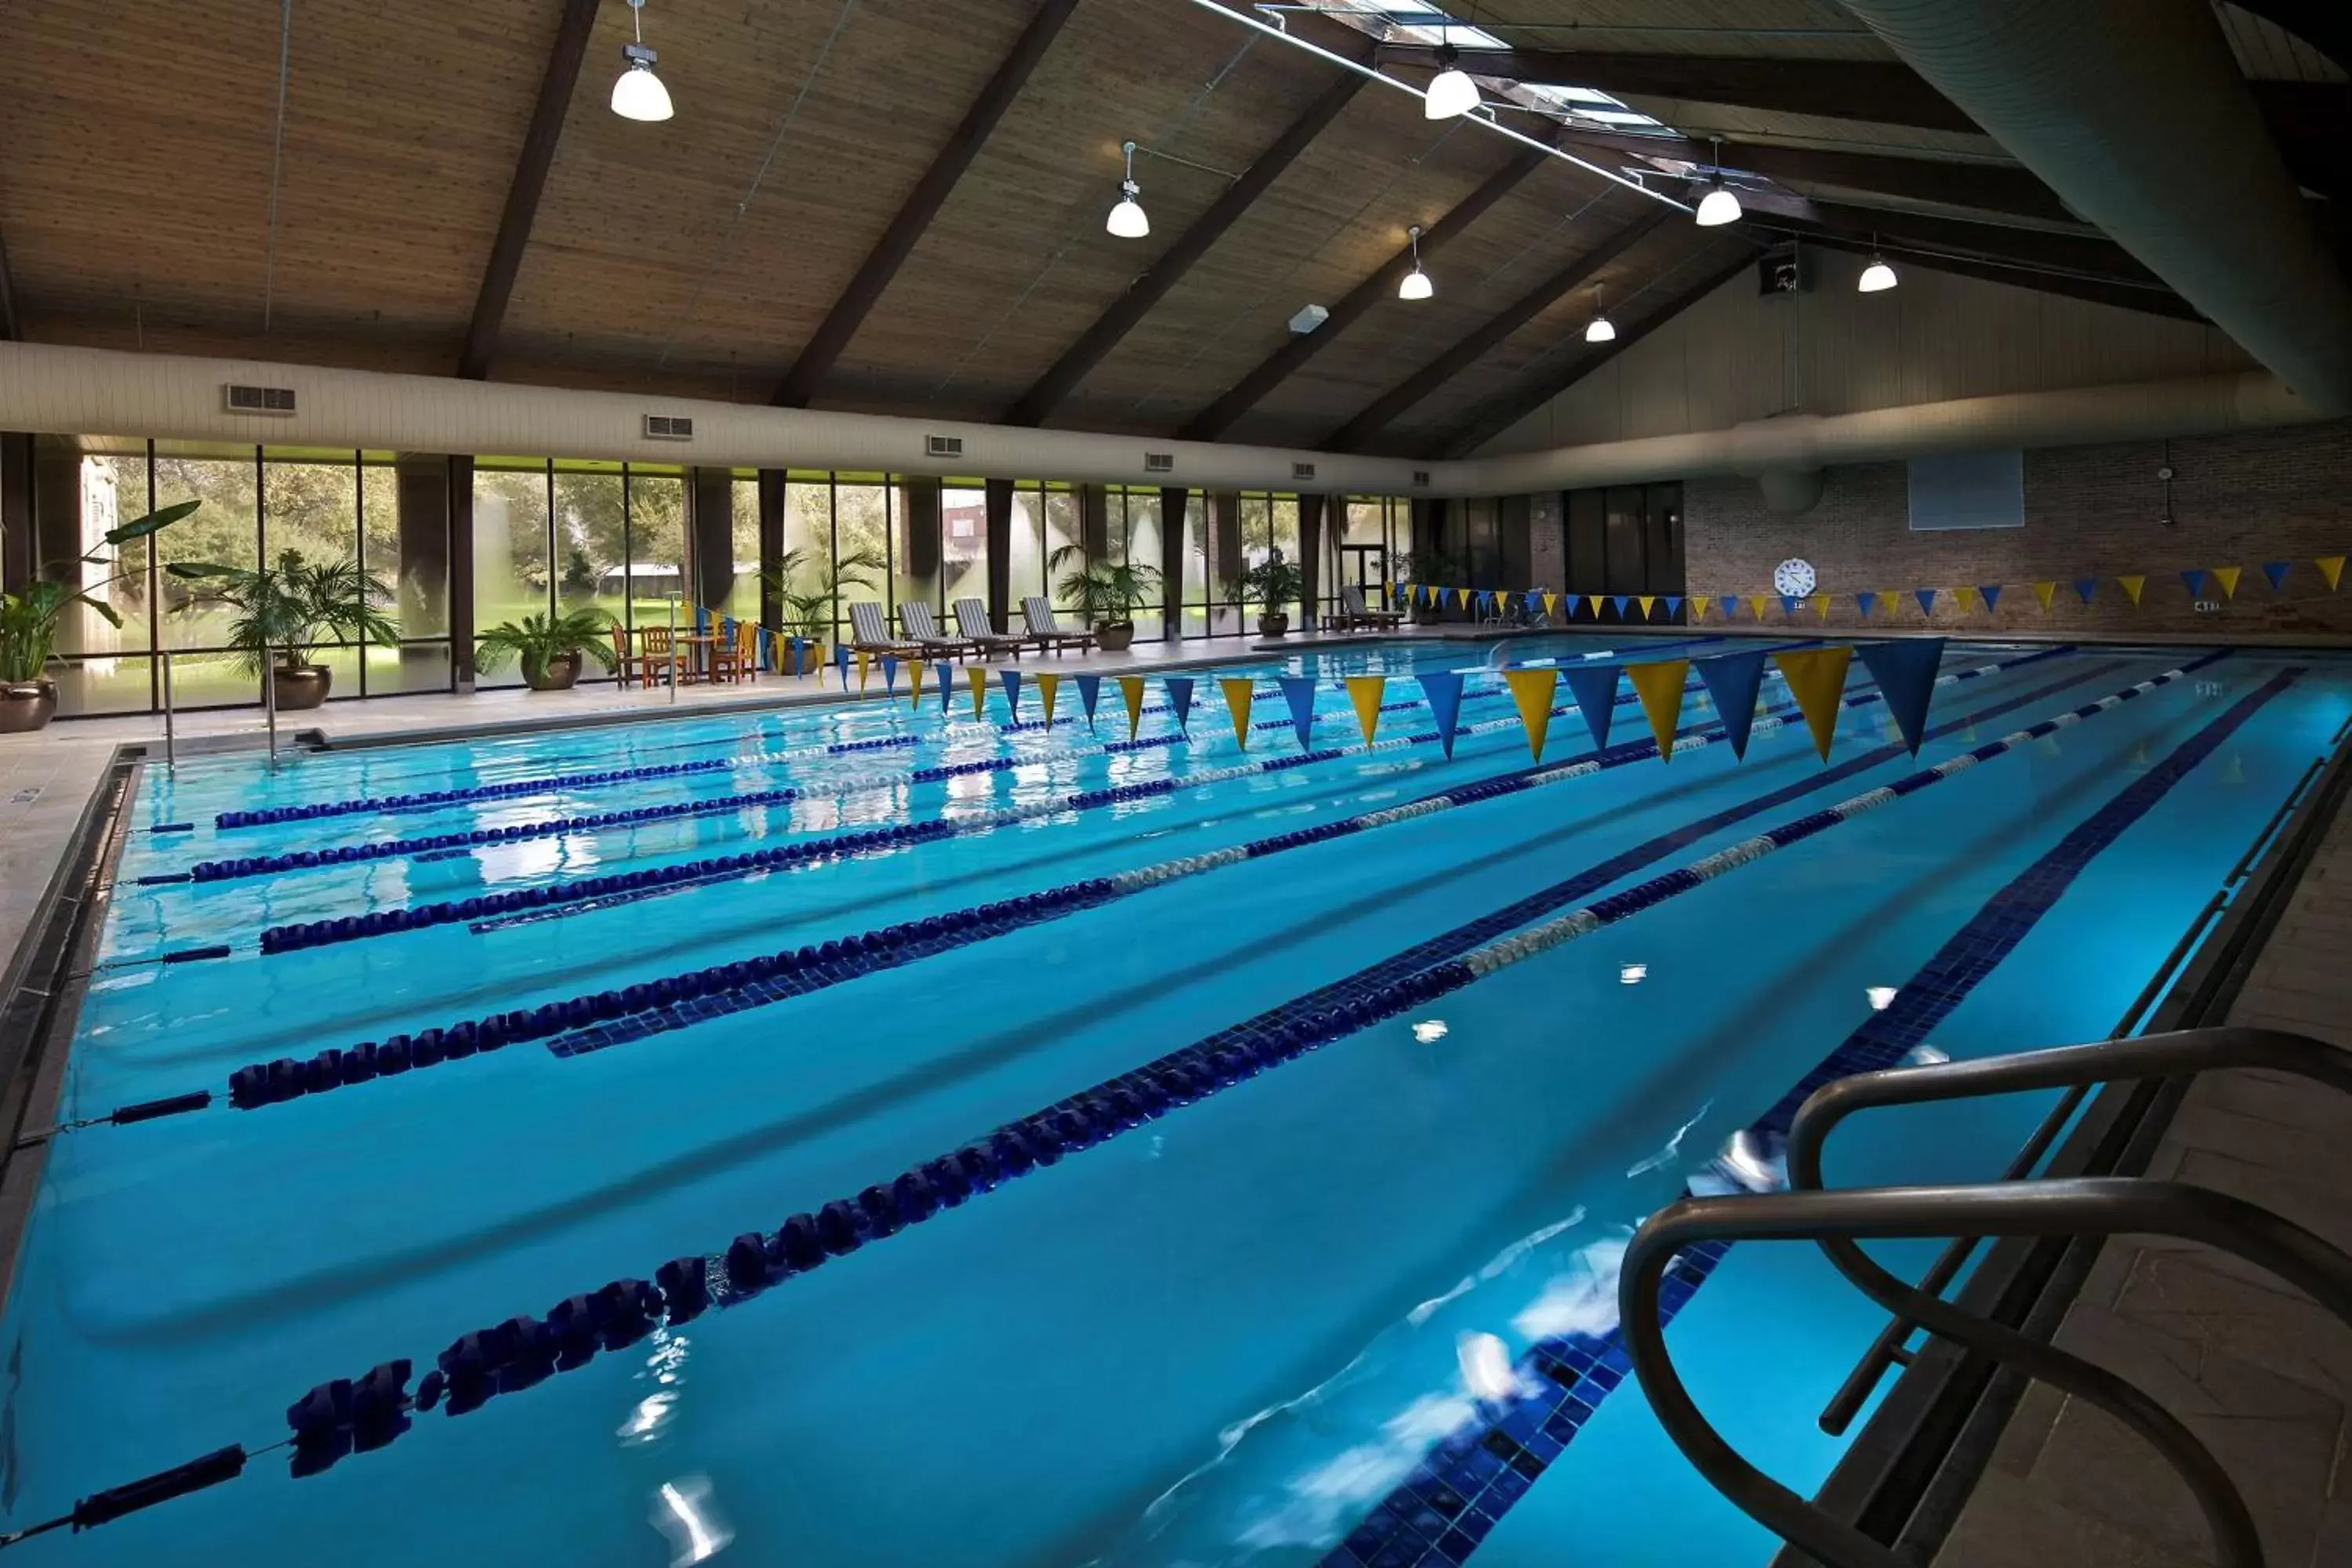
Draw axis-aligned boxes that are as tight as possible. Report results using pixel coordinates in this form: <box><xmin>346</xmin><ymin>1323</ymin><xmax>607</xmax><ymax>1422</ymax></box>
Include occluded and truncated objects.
<box><xmin>22</xmin><ymin>651</ymin><xmax>2174</xmax><ymax>1537</ymax></box>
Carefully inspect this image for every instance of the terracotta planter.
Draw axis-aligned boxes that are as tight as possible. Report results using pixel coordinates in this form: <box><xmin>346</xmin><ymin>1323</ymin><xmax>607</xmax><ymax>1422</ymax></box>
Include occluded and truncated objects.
<box><xmin>0</xmin><ymin>677</ymin><xmax>58</xmax><ymax>734</ymax></box>
<box><xmin>272</xmin><ymin>664</ymin><xmax>332</xmax><ymax>711</ymax></box>
<box><xmin>523</xmin><ymin>652</ymin><xmax>581</xmax><ymax>691</ymax></box>
<box><xmin>1095</xmin><ymin>622</ymin><xmax>1135</xmax><ymax>652</ymax></box>
<box><xmin>1258</xmin><ymin>612</ymin><xmax>1291</xmax><ymax>638</ymax></box>
<box><xmin>782</xmin><ymin>639</ymin><xmax>827</xmax><ymax>676</ymax></box>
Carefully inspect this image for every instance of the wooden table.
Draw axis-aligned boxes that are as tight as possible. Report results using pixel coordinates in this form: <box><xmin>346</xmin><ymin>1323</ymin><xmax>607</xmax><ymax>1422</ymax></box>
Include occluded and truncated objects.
<box><xmin>665</xmin><ymin>632</ymin><xmax>719</xmax><ymax>685</ymax></box>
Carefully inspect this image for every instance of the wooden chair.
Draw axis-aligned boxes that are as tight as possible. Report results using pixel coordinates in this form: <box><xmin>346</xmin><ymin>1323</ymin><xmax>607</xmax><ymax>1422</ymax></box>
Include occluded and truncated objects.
<box><xmin>610</xmin><ymin>623</ymin><xmax>655</xmax><ymax>688</ymax></box>
<box><xmin>639</xmin><ymin>624</ymin><xmax>678</xmax><ymax>687</ymax></box>
<box><xmin>710</xmin><ymin>618</ymin><xmax>756</xmax><ymax>684</ymax></box>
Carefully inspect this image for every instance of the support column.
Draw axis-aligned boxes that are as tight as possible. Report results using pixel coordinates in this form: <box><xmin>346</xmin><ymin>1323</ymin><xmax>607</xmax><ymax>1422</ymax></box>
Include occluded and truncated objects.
<box><xmin>984</xmin><ymin>477</ymin><xmax>1014</xmax><ymax>630</ymax></box>
<box><xmin>900</xmin><ymin>477</ymin><xmax>942</xmax><ymax>616</ymax></box>
<box><xmin>447</xmin><ymin>456</ymin><xmax>476</xmax><ymax>691</ymax></box>
<box><xmin>1298</xmin><ymin>492</ymin><xmax>1325</xmax><ymax>630</ymax></box>
<box><xmin>757</xmin><ymin>469</ymin><xmax>785</xmax><ymax>649</ymax></box>
<box><xmin>1158</xmin><ymin>485</ymin><xmax>1187</xmax><ymax>642</ymax></box>
<box><xmin>1078</xmin><ymin>484</ymin><xmax>1110</xmax><ymax>560</ymax></box>
<box><xmin>394</xmin><ymin>454</ymin><xmax>455</xmax><ymax>690</ymax></box>
<box><xmin>1212</xmin><ymin>489</ymin><xmax>1242</xmax><ymax>633</ymax></box>
<box><xmin>688</xmin><ymin>467</ymin><xmax>735</xmax><ymax>612</ymax></box>
<box><xmin>0</xmin><ymin>433</ymin><xmax>31</xmax><ymax>593</ymax></box>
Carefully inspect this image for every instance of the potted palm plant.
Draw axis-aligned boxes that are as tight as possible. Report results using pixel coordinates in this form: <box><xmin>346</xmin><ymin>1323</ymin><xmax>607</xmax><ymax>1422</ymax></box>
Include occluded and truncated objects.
<box><xmin>1048</xmin><ymin>514</ymin><xmax>1163</xmax><ymax>653</ymax></box>
<box><xmin>1239</xmin><ymin>547</ymin><xmax>1305</xmax><ymax>638</ymax></box>
<box><xmin>475</xmin><ymin>606</ymin><xmax>617</xmax><ymax>691</ymax></box>
<box><xmin>168</xmin><ymin>548</ymin><xmax>397</xmax><ymax>711</ymax></box>
<box><xmin>0</xmin><ymin>500</ymin><xmax>198</xmax><ymax>733</ymax></box>
<box><xmin>761</xmin><ymin>544</ymin><xmax>883</xmax><ymax>673</ymax></box>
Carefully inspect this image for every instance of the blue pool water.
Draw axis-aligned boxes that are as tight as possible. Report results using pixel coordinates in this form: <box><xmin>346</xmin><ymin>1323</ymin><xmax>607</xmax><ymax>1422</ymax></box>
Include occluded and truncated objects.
<box><xmin>4</xmin><ymin>634</ymin><xmax>2347</xmax><ymax>1566</ymax></box>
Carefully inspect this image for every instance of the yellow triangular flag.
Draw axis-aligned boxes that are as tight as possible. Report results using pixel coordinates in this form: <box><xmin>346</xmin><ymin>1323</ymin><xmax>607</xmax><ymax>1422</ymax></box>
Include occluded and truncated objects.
<box><xmin>1953</xmin><ymin>586</ymin><xmax>1978</xmax><ymax>615</ymax></box>
<box><xmin>1504</xmin><ymin>667</ymin><xmax>1556</xmax><ymax>760</ymax></box>
<box><xmin>2212</xmin><ymin>565</ymin><xmax>2241</xmax><ymax>601</ymax></box>
<box><xmin>1456</xmin><ymin>587</ymin><xmax>1472</xmax><ymax>610</ymax></box>
<box><xmin>2118</xmin><ymin>574</ymin><xmax>2146</xmax><ymax>606</ymax></box>
<box><xmin>2031</xmin><ymin>581</ymin><xmax>2057</xmax><ymax>612</ymax></box>
<box><xmin>906</xmin><ymin>659</ymin><xmax>927</xmax><ymax>707</ymax></box>
<box><xmin>1689</xmin><ymin>594</ymin><xmax>1712</xmax><ymax>621</ymax></box>
<box><xmin>1346</xmin><ymin>675</ymin><xmax>1385</xmax><ymax>747</ymax></box>
<box><xmin>1636</xmin><ymin>594</ymin><xmax>1657</xmax><ymax>620</ymax></box>
<box><xmin>1747</xmin><ymin>593</ymin><xmax>1770</xmax><ymax>622</ymax></box>
<box><xmin>1219</xmin><ymin>676</ymin><xmax>1254</xmax><ymax>750</ymax></box>
<box><xmin>2318</xmin><ymin>556</ymin><xmax>2346</xmax><ymax>591</ymax></box>
<box><xmin>1627</xmin><ymin>660</ymin><xmax>1688</xmax><ymax>761</ymax></box>
<box><xmin>1542</xmin><ymin>592</ymin><xmax>1559</xmax><ymax>619</ymax></box>
<box><xmin>1118</xmin><ymin>674</ymin><xmax>1146</xmax><ymax>739</ymax></box>
<box><xmin>1586</xmin><ymin>594</ymin><xmax>1606</xmax><ymax>619</ymax></box>
<box><xmin>966</xmin><ymin>663</ymin><xmax>987</xmax><ymax>720</ymax></box>
<box><xmin>857</xmin><ymin>648</ymin><xmax>872</xmax><ymax>692</ymax></box>
<box><xmin>1036</xmin><ymin>671</ymin><xmax>1060</xmax><ymax>728</ymax></box>
<box><xmin>1772</xmin><ymin>647</ymin><xmax>1854</xmax><ymax>762</ymax></box>
<box><xmin>1813</xmin><ymin>593</ymin><xmax>1832</xmax><ymax>621</ymax></box>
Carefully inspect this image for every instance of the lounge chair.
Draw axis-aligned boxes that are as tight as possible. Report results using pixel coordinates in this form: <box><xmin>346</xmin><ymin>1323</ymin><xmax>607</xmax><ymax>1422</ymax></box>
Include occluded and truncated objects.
<box><xmin>1020</xmin><ymin>595</ymin><xmax>1096</xmax><ymax>655</ymax></box>
<box><xmin>848</xmin><ymin>601</ymin><xmax>925</xmax><ymax>661</ymax></box>
<box><xmin>898</xmin><ymin>600</ymin><xmax>981</xmax><ymax>660</ymax></box>
<box><xmin>1339</xmin><ymin>583</ymin><xmax>1403</xmax><ymax>633</ymax></box>
<box><xmin>953</xmin><ymin>597</ymin><xmax>1026</xmax><ymax>660</ymax></box>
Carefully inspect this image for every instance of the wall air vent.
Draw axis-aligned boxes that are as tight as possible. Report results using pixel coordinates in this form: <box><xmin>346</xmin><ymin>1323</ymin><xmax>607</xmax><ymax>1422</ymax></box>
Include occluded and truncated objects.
<box><xmin>223</xmin><ymin>383</ymin><xmax>296</xmax><ymax>416</ymax></box>
<box><xmin>1144</xmin><ymin>452</ymin><xmax>1175</xmax><ymax>474</ymax></box>
<box><xmin>926</xmin><ymin>434</ymin><xmax>964</xmax><ymax>459</ymax></box>
<box><xmin>1412</xmin><ymin>470</ymin><xmax>1432</xmax><ymax>488</ymax></box>
<box><xmin>643</xmin><ymin>414</ymin><xmax>695</xmax><ymax>440</ymax></box>
<box><xmin>1292</xmin><ymin>462</ymin><xmax>1316</xmax><ymax>482</ymax></box>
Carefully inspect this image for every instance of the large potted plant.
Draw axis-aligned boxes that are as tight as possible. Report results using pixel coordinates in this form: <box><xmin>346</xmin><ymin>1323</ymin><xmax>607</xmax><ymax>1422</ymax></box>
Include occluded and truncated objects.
<box><xmin>0</xmin><ymin>501</ymin><xmax>198</xmax><ymax>733</ymax></box>
<box><xmin>1239</xmin><ymin>548</ymin><xmax>1305</xmax><ymax>638</ymax></box>
<box><xmin>760</xmin><ymin>544</ymin><xmax>883</xmax><ymax>673</ymax></box>
<box><xmin>475</xmin><ymin>607</ymin><xmax>616</xmax><ymax>691</ymax></box>
<box><xmin>168</xmin><ymin>548</ymin><xmax>397</xmax><ymax>711</ymax></box>
<box><xmin>1052</xmin><ymin>558</ymin><xmax>1161</xmax><ymax>652</ymax></box>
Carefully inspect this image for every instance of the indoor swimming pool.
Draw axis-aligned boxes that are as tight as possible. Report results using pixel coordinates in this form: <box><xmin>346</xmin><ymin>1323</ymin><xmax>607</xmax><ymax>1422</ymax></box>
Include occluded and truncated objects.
<box><xmin>5</xmin><ymin>632</ymin><xmax>2348</xmax><ymax>1566</ymax></box>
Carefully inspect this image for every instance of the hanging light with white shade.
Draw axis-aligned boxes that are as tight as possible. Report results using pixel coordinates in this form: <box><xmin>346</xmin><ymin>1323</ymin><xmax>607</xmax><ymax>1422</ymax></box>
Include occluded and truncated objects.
<box><xmin>1398</xmin><ymin>225</ymin><xmax>1434</xmax><ymax>300</ymax></box>
<box><xmin>1858</xmin><ymin>236</ymin><xmax>1898</xmax><ymax>292</ymax></box>
<box><xmin>1106</xmin><ymin>141</ymin><xmax>1150</xmax><ymax>238</ymax></box>
<box><xmin>1584</xmin><ymin>286</ymin><xmax>1615</xmax><ymax>343</ymax></box>
<box><xmin>611</xmin><ymin>0</ymin><xmax>675</xmax><ymax>122</ymax></box>
<box><xmin>1693</xmin><ymin>138</ymin><xmax>1741</xmax><ymax>227</ymax></box>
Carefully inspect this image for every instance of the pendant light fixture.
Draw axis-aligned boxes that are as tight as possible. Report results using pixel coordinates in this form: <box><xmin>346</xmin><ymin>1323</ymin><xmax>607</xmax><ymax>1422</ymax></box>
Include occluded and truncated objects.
<box><xmin>611</xmin><ymin>0</ymin><xmax>675</xmax><ymax>123</ymax></box>
<box><xmin>1584</xmin><ymin>287</ymin><xmax>1615</xmax><ymax>343</ymax></box>
<box><xmin>1424</xmin><ymin>7</ymin><xmax>1480</xmax><ymax>120</ymax></box>
<box><xmin>1397</xmin><ymin>225</ymin><xmax>1434</xmax><ymax>300</ymax></box>
<box><xmin>1693</xmin><ymin>138</ymin><xmax>1741</xmax><ymax>227</ymax></box>
<box><xmin>1857</xmin><ymin>235</ymin><xmax>1898</xmax><ymax>292</ymax></box>
<box><xmin>1106</xmin><ymin>140</ymin><xmax>1150</xmax><ymax>238</ymax></box>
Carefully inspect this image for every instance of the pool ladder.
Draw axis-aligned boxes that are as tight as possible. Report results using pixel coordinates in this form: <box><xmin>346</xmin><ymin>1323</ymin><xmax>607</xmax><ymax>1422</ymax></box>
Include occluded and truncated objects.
<box><xmin>1618</xmin><ymin>1025</ymin><xmax>2352</xmax><ymax>1568</ymax></box>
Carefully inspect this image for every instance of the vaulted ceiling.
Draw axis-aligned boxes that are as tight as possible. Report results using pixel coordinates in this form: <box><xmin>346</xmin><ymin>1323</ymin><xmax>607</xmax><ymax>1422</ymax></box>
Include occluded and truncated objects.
<box><xmin>0</xmin><ymin>0</ymin><xmax>2343</xmax><ymax>461</ymax></box>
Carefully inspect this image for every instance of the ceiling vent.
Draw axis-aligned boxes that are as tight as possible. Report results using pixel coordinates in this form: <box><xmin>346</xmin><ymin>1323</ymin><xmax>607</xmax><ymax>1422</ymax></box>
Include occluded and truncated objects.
<box><xmin>223</xmin><ymin>383</ymin><xmax>296</xmax><ymax>416</ymax></box>
<box><xmin>926</xmin><ymin>434</ymin><xmax>964</xmax><ymax>459</ymax></box>
<box><xmin>1144</xmin><ymin>452</ymin><xmax>1175</xmax><ymax>474</ymax></box>
<box><xmin>1412</xmin><ymin>470</ymin><xmax>1432</xmax><ymax>488</ymax></box>
<box><xmin>1292</xmin><ymin>462</ymin><xmax>1316</xmax><ymax>482</ymax></box>
<box><xmin>643</xmin><ymin>414</ymin><xmax>695</xmax><ymax>440</ymax></box>
<box><xmin>1289</xmin><ymin>304</ymin><xmax>1330</xmax><ymax>336</ymax></box>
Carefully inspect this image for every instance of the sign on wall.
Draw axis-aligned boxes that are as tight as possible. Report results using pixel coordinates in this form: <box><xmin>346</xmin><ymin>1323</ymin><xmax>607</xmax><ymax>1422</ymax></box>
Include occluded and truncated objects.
<box><xmin>1908</xmin><ymin>450</ymin><xmax>2025</xmax><ymax>530</ymax></box>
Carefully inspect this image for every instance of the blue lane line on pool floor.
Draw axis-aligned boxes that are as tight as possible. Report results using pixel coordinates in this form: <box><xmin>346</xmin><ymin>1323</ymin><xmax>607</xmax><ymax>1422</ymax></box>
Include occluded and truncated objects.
<box><xmin>1325</xmin><ymin>662</ymin><xmax>2299</xmax><ymax>1568</ymax></box>
<box><xmin>225</xmin><ymin>652</ymin><xmax>2164</xmax><ymax>1485</ymax></box>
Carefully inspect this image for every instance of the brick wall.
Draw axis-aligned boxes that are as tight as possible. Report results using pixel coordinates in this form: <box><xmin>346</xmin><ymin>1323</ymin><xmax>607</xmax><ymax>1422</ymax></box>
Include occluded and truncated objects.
<box><xmin>1685</xmin><ymin>419</ymin><xmax>2352</xmax><ymax>637</ymax></box>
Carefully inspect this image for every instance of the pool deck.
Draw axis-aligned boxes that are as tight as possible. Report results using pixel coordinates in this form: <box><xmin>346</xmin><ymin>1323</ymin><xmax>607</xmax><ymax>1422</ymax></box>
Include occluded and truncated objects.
<box><xmin>1938</xmin><ymin>790</ymin><xmax>2352</xmax><ymax>1568</ymax></box>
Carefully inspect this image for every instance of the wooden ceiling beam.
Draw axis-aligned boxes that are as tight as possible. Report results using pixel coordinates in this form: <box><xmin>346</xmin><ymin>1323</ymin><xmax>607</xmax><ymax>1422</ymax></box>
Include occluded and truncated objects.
<box><xmin>1006</xmin><ymin>57</ymin><xmax>1369</xmax><ymax>427</ymax></box>
<box><xmin>1178</xmin><ymin>143</ymin><xmax>1549</xmax><ymax>441</ymax></box>
<box><xmin>1554</xmin><ymin>128</ymin><xmax>2074</xmax><ymax>225</ymax></box>
<box><xmin>1773</xmin><ymin>198</ymin><xmax>2167</xmax><ymax>284</ymax></box>
<box><xmin>1376</xmin><ymin>45</ymin><xmax>1977</xmax><ymax>133</ymax></box>
<box><xmin>459</xmin><ymin>0</ymin><xmax>601</xmax><ymax>381</ymax></box>
<box><xmin>1428</xmin><ymin>253</ymin><xmax>1754</xmax><ymax>459</ymax></box>
<box><xmin>1788</xmin><ymin>232</ymin><xmax>2205</xmax><ymax>321</ymax></box>
<box><xmin>1326</xmin><ymin>205</ymin><xmax>1668</xmax><ymax>452</ymax></box>
<box><xmin>775</xmin><ymin>0</ymin><xmax>1080</xmax><ymax>408</ymax></box>
<box><xmin>2235</xmin><ymin>0</ymin><xmax>2352</xmax><ymax>74</ymax></box>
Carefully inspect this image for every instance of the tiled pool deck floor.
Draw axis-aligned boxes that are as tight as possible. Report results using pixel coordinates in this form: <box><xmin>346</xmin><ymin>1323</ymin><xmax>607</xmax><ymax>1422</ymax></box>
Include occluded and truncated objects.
<box><xmin>1938</xmin><ymin>795</ymin><xmax>2352</xmax><ymax>1568</ymax></box>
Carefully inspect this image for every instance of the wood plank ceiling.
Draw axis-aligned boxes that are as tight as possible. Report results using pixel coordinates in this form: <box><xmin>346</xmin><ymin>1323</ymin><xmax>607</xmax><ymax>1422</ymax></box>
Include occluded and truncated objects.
<box><xmin>0</xmin><ymin>0</ymin><xmax>2342</xmax><ymax>460</ymax></box>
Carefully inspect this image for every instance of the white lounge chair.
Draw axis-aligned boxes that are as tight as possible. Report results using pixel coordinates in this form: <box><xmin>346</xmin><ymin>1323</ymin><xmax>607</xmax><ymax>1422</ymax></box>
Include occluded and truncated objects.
<box><xmin>1338</xmin><ymin>583</ymin><xmax>1403</xmax><ymax>633</ymax></box>
<box><xmin>898</xmin><ymin>601</ymin><xmax>980</xmax><ymax>659</ymax></box>
<box><xmin>952</xmin><ymin>597</ymin><xmax>1026</xmax><ymax>660</ymax></box>
<box><xmin>848</xmin><ymin>601</ymin><xmax>924</xmax><ymax>659</ymax></box>
<box><xmin>1021</xmin><ymin>595</ymin><xmax>1096</xmax><ymax>655</ymax></box>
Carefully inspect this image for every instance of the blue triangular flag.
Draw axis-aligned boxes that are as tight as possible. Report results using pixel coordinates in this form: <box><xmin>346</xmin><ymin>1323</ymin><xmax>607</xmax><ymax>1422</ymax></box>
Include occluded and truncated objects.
<box><xmin>936</xmin><ymin>659</ymin><xmax>953</xmax><ymax>713</ymax></box>
<box><xmin>1610</xmin><ymin>594</ymin><xmax>1632</xmax><ymax>618</ymax></box>
<box><xmin>2181</xmin><ymin>568</ymin><xmax>2208</xmax><ymax>599</ymax></box>
<box><xmin>833</xmin><ymin>643</ymin><xmax>851</xmax><ymax>688</ymax></box>
<box><xmin>1563</xmin><ymin>665</ymin><xmax>1620</xmax><ymax>752</ymax></box>
<box><xmin>1781</xmin><ymin>594</ymin><xmax>1802</xmax><ymax>617</ymax></box>
<box><xmin>881</xmin><ymin>654</ymin><xmax>898</xmax><ymax>695</ymax></box>
<box><xmin>1696</xmin><ymin>650</ymin><xmax>1766</xmax><ymax>760</ymax></box>
<box><xmin>2263</xmin><ymin>560</ymin><xmax>2291</xmax><ymax>592</ymax></box>
<box><xmin>2071</xmin><ymin>578</ymin><xmax>2096</xmax><ymax>606</ymax></box>
<box><xmin>1857</xmin><ymin>638</ymin><xmax>1944</xmax><ymax>757</ymax></box>
<box><xmin>1857</xmin><ymin>592</ymin><xmax>1875</xmax><ymax>619</ymax></box>
<box><xmin>1164</xmin><ymin>677</ymin><xmax>1195</xmax><ymax>735</ymax></box>
<box><xmin>1279</xmin><ymin>675</ymin><xmax>1319</xmax><ymax>750</ymax></box>
<box><xmin>1417</xmin><ymin>671</ymin><xmax>1465</xmax><ymax>759</ymax></box>
<box><xmin>999</xmin><ymin>667</ymin><xmax>1023</xmax><ymax>723</ymax></box>
<box><xmin>1915</xmin><ymin>588</ymin><xmax>1937</xmax><ymax>616</ymax></box>
<box><xmin>1663</xmin><ymin>596</ymin><xmax>1682</xmax><ymax>616</ymax></box>
<box><xmin>1074</xmin><ymin>672</ymin><xmax>1102</xmax><ymax>730</ymax></box>
<box><xmin>1977</xmin><ymin>584</ymin><xmax>2002</xmax><ymax>612</ymax></box>
<box><xmin>1525</xmin><ymin>590</ymin><xmax>1542</xmax><ymax>614</ymax></box>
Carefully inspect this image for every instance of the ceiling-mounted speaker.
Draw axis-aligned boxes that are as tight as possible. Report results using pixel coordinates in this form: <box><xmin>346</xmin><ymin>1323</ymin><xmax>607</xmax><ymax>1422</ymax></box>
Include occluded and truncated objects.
<box><xmin>1758</xmin><ymin>241</ymin><xmax>1804</xmax><ymax>296</ymax></box>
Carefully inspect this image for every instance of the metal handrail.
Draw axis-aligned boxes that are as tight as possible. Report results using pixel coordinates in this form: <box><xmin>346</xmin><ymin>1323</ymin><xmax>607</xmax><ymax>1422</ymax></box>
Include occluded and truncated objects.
<box><xmin>1622</xmin><ymin>1175</ymin><xmax>2352</xmax><ymax>1567</ymax></box>
<box><xmin>1799</xmin><ymin>1027</ymin><xmax>2352</xmax><ymax>1434</ymax></box>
